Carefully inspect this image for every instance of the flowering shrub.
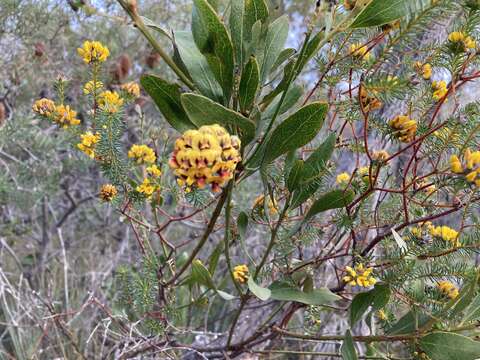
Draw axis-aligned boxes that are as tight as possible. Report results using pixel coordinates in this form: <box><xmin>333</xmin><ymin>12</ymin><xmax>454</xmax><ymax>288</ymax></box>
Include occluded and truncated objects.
<box><xmin>29</xmin><ymin>0</ymin><xmax>480</xmax><ymax>358</ymax></box>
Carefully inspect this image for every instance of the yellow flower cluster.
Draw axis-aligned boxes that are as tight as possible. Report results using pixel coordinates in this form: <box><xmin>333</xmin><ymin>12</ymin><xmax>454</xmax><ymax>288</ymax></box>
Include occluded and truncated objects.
<box><xmin>448</xmin><ymin>31</ymin><xmax>476</xmax><ymax>51</ymax></box>
<box><xmin>389</xmin><ymin>115</ymin><xmax>417</xmax><ymax>143</ymax></box>
<box><xmin>100</xmin><ymin>184</ymin><xmax>117</xmax><ymax>202</ymax></box>
<box><xmin>450</xmin><ymin>149</ymin><xmax>480</xmax><ymax>186</ymax></box>
<box><xmin>128</xmin><ymin>144</ymin><xmax>156</xmax><ymax>164</ymax></box>
<box><xmin>411</xmin><ymin>221</ymin><xmax>433</xmax><ymax>238</ymax></box>
<box><xmin>77</xmin><ymin>40</ymin><xmax>110</xmax><ymax>64</ymax></box>
<box><xmin>120</xmin><ymin>82</ymin><xmax>140</xmax><ymax>98</ymax></box>
<box><xmin>169</xmin><ymin>124</ymin><xmax>241</xmax><ymax>193</ymax></box>
<box><xmin>360</xmin><ymin>88</ymin><xmax>382</xmax><ymax>112</ymax></box>
<box><xmin>136</xmin><ymin>177</ymin><xmax>158</xmax><ymax>198</ymax></box>
<box><xmin>98</xmin><ymin>91</ymin><xmax>124</xmax><ymax>113</ymax></box>
<box><xmin>53</xmin><ymin>104</ymin><xmax>81</xmax><ymax>128</ymax></box>
<box><xmin>253</xmin><ymin>194</ymin><xmax>278</xmax><ymax>215</ymax></box>
<box><xmin>83</xmin><ymin>80</ymin><xmax>103</xmax><ymax>95</ymax></box>
<box><xmin>233</xmin><ymin>264</ymin><xmax>249</xmax><ymax>283</ymax></box>
<box><xmin>429</xmin><ymin>225</ymin><xmax>459</xmax><ymax>246</ymax></box>
<box><xmin>433</xmin><ymin>127</ymin><xmax>459</xmax><ymax>142</ymax></box>
<box><xmin>336</xmin><ymin>172</ymin><xmax>351</xmax><ymax>186</ymax></box>
<box><xmin>349</xmin><ymin>43</ymin><xmax>371</xmax><ymax>61</ymax></box>
<box><xmin>343</xmin><ymin>264</ymin><xmax>377</xmax><ymax>287</ymax></box>
<box><xmin>437</xmin><ymin>280</ymin><xmax>459</xmax><ymax>299</ymax></box>
<box><xmin>32</xmin><ymin>98</ymin><xmax>55</xmax><ymax>116</ymax></box>
<box><xmin>77</xmin><ymin>131</ymin><xmax>100</xmax><ymax>159</ymax></box>
<box><xmin>432</xmin><ymin>80</ymin><xmax>448</xmax><ymax>102</ymax></box>
<box><xmin>415</xmin><ymin>62</ymin><xmax>432</xmax><ymax>80</ymax></box>
<box><xmin>146</xmin><ymin>164</ymin><xmax>162</xmax><ymax>177</ymax></box>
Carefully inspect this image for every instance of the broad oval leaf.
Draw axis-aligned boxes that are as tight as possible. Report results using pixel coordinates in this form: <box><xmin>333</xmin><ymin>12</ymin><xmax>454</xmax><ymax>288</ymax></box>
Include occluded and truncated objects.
<box><xmin>290</xmin><ymin>133</ymin><xmax>336</xmax><ymax>208</ymax></box>
<box><xmin>239</xmin><ymin>56</ymin><xmax>260</xmax><ymax>113</ymax></box>
<box><xmin>191</xmin><ymin>259</ymin><xmax>216</xmax><ymax>289</ymax></box>
<box><xmin>386</xmin><ymin>311</ymin><xmax>433</xmax><ymax>335</ymax></box>
<box><xmin>269</xmin><ymin>282</ymin><xmax>340</xmax><ymax>305</ymax></box>
<box><xmin>174</xmin><ymin>31</ymin><xmax>224</xmax><ymax>102</ymax></box>
<box><xmin>140</xmin><ymin>16</ymin><xmax>171</xmax><ymax>39</ymax></box>
<box><xmin>181</xmin><ymin>93</ymin><xmax>256</xmax><ymax>144</ymax></box>
<box><xmin>248</xmin><ymin>276</ymin><xmax>271</xmax><ymax>301</ymax></box>
<box><xmin>350</xmin><ymin>0</ymin><xmax>409</xmax><ymax>29</ymax></box>
<box><xmin>260</xmin><ymin>15</ymin><xmax>289</xmax><ymax>83</ymax></box>
<box><xmin>341</xmin><ymin>330</ymin><xmax>358</xmax><ymax>360</ymax></box>
<box><xmin>287</xmin><ymin>160</ymin><xmax>304</xmax><ymax>192</ymax></box>
<box><xmin>350</xmin><ymin>284</ymin><xmax>390</xmax><ymax>326</ymax></box>
<box><xmin>192</xmin><ymin>0</ymin><xmax>235</xmax><ymax>101</ymax></box>
<box><xmin>305</xmin><ymin>189</ymin><xmax>354</xmax><ymax>221</ymax></box>
<box><xmin>420</xmin><ymin>332</ymin><xmax>480</xmax><ymax>360</ymax></box>
<box><xmin>216</xmin><ymin>289</ymin><xmax>236</xmax><ymax>300</ymax></box>
<box><xmin>140</xmin><ymin>75</ymin><xmax>195</xmax><ymax>133</ymax></box>
<box><xmin>262</xmin><ymin>102</ymin><xmax>328</xmax><ymax>165</ymax></box>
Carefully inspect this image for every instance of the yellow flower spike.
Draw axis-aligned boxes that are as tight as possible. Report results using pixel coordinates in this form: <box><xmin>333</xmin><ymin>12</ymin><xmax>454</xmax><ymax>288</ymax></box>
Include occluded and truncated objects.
<box><xmin>336</xmin><ymin>172</ymin><xmax>351</xmax><ymax>186</ymax></box>
<box><xmin>77</xmin><ymin>131</ymin><xmax>100</xmax><ymax>159</ymax></box>
<box><xmin>466</xmin><ymin>171</ymin><xmax>478</xmax><ymax>182</ymax></box>
<box><xmin>450</xmin><ymin>155</ymin><xmax>464</xmax><ymax>174</ymax></box>
<box><xmin>432</xmin><ymin>81</ymin><xmax>448</xmax><ymax>102</ymax></box>
<box><xmin>128</xmin><ymin>144</ymin><xmax>156</xmax><ymax>164</ymax></box>
<box><xmin>99</xmin><ymin>184</ymin><xmax>117</xmax><ymax>202</ymax></box>
<box><xmin>429</xmin><ymin>225</ymin><xmax>459</xmax><ymax>246</ymax></box>
<box><xmin>349</xmin><ymin>43</ymin><xmax>371</xmax><ymax>61</ymax></box>
<box><xmin>437</xmin><ymin>280</ymin><xmax>459</xmax><ymax>299</ymax></box>
<box><xmin>98</xmin><ymin>91</ymin><xmax>124</xmax><ymax>113</ymax></box>
<box><xmin>422</xmin><ymin>63</ymin><xmax>432</xmax><ymax>80</ymax></box>
<box><xmin>53</xmin><ymin>104</ymin><xmax>81</xmax><ymax>128</ymax></box>
<box><xmin>169</xmin><ymin>124</ymin><xmax>241</xmax><ymax>193</ymax></box>
<box><xmin>448</xmin><ymin>31</ymin><xmax>476</xmax><ymax>51</ymax></box>
<box><xmin>389</xmin><ymin>115</ymin><xmax>417</xmax><ymax>143</ymax></box>
<box><xmin>233</xmin><ymin>264</ymin><xmax>249</xmax><ymax>283</ymax></box>
<box><xmin>359</xmin><ymin>88</ymin><xmax>382</xmax><ymax>111</ymax></box>
<box><xmin>120</xmin><ymin>82</ymin><xmax>141</xmax><ymax>98</ymax></box>
<box><xmin>77</xmin><ymin>40</ymin><xmax>110</xmax><ymax>64</ymax></box>
<box><xmin>146</xmin><ymin>164</ymin><xmax>162</xmax><ymax>177</ymax></box>
<box><xmin>32</xmin><ymin>98</ymin><xmax>56</xmax><ymax>117</ymax></box>
<box><xmin>83</xmin><ymin>80</ymin><xmax>103</xmax><ymax>95</ymax></box>
<box><xmin>343</xmin><ymin>264</ymin><xmax>376</xmax><ymax>288</ymax></box>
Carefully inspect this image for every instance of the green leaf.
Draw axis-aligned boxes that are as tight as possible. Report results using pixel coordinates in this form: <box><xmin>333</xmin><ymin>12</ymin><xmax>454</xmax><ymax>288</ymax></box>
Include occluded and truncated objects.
<box><xmin>305</xmin><ymin>189</ymin><xmax>354</xmax><ymax>221</ymax></box>
<box><xmin>216</xmin><ymin>289</ymin><xmax>236</xmax><ymax>300</ymax></box>
<box><xmin>239</xmin><ymin>56</ymin><xmax>260</xmax><ymax>113</ymax></box>
<box><xmin>230</xmin><ymin>0</ymin><xmax>246</xmax><ymax>67</ymax></box>
<box><xmin>350</xmin><ymin>284</ymin><xmax>391</xmax><ymax>326</ymax></box>
<box><xmin>262</xmin><ymin>102</ymin><xmax>328</xmax><ymax>164</ymax></box>
<box><xmin>244</xmin><ymin>0</ymin><xmax>269</xmax><ymax>43</ymax></box>
<box><xmin>270</xmin><ymin>47</ymin><xmax>296</xmax><ymax>75</ymax></box>
<box><xmin>269</xmin><ymin>282</ymin><xmax>340</xmax><ymax>305</ymax></box>
<box><xmin>350</xmin><ymin>0</ymin><xmax>409</xmax><ymax>28</ymax></box>
<box><xmin>140</xmin><ymin>75</ymin><xmax>195</xmax><ymax>133</ymax></box>
<box><xmin>287</xmin><ymin>133</ymin><xmax>335</xmax><ymax>208</ymax></box>
<box><xmin>386</xmin><ymin>311</ymin><xmax>433</xmax><ymax>335</ymax></box>
<box><xmin>260</xmin><ymin>15</ymin><xmax>289</xmax><ymax>83</ymax></box>
<box><xmin>248</xmin><ymin>276</ymin><xmax>272</xmax><ymax>301</ymax></box>
<box><xmin>463</xmin><ymin>294</ymin><xmax>480</xmax><ymax>323</ymax></box>
<box><xmin>181</xmin><ymin>93</ymin><xmax>256</xmax><ymax>144</ymax></box>
<box><xmin>341</xmin><ymin>330</ymin><xmax>358</xmax><ymax>360</ymax></box>
<box><xmin>191</xmin><ymin>260</ymin><xmax>216</xmax><ymax>289</ymax></box>
<box><xmin>420</xmin><ymin>332</ymin><xmax>480</xmax><ymax>360</ymax></box>
<box><xmin>261</xmin><ymin>84</ymin><xmax>303</xmax><ymax>127</ymax></box>
<box><xmin>174</xmin><ymin>31</ymin><xmax>223</xmax><ymax>102</ymax></box>
<box><xmin>237</xmin><ymin>211</ymin><xmax>249</xmax><ymax>239</ymax></box>
<box><xmin>208</xmin><ymin>241</ymin><xmax>224</xmax><ymax>275</ymax></box>
<box><xmin>287</xmin><ymin>160</ymin><xmax>304</xmax><ymax>192</ymax></box>
<box><xmin>192</xmin><ymin>0</ymin><xmax>235</xmax><ymax>101</ymax></box>
<box><xmin>141</xmin><ymin>16</ymin><xmax>172</xmax><ymax>39</ymax></box>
